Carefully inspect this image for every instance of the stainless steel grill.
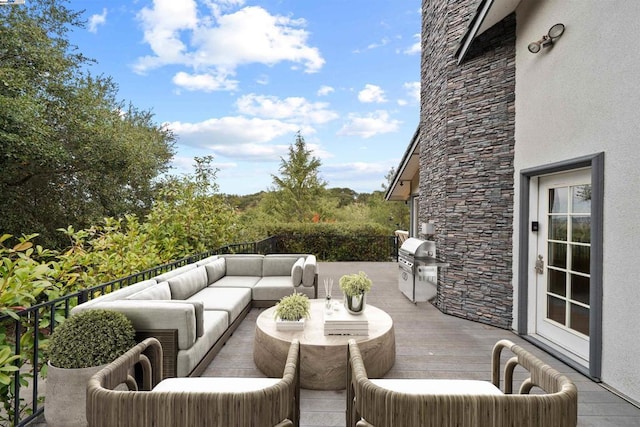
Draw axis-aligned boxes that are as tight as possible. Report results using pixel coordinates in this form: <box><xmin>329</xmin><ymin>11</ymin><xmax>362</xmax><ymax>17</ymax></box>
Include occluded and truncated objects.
<box><xmin>398</xmin><ymin>238</ymin><xmax>448</xmax><ymax>302</ymax></box>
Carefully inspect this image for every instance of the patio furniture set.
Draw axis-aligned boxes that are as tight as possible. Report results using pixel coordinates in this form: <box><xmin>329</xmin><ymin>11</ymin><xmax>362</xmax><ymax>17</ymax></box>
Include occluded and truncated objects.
<box><xmin>71</xmin><ymin>253</ymin><xmax>318</xmax><ymax>378</ymax></box>
<box><xmin>82</xmin><ymin>302</ymin><xmax>577</xmax><ymax>425</ymax></box>
<box><xmin>70</xmin><ymin>253</ymin><xmax>577</xmax><ymax>426</ymax></box>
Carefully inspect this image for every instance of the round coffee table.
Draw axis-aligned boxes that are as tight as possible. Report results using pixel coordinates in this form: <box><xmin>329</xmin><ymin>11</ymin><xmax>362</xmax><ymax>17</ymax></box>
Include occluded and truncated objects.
<box><xmin>253</xmin><ymin>299</ymin><xmax>395</xmax><ymax>390</ymax></box>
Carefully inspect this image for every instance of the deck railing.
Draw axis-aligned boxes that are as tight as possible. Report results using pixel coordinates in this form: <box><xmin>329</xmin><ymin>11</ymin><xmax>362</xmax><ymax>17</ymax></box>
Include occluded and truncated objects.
<box><xmin>0</xmin><ymin>234</ymin><xmax>398</xmax><ymax>426</ymax></box>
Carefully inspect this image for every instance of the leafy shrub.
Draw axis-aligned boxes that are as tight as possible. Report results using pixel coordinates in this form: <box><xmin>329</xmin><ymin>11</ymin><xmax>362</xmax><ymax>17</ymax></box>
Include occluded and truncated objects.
<box><xmin>48</xmin><ymin>309</ymin><xmax>135</xmax><ymax>369</ymax></box>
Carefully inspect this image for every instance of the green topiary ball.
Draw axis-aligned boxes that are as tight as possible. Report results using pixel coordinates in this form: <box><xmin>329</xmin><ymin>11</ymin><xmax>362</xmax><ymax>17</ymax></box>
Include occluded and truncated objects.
<box><xmin>48</xmin><ymin>309</ymin><xmax>136</xmax><ymax>369</ymax></box>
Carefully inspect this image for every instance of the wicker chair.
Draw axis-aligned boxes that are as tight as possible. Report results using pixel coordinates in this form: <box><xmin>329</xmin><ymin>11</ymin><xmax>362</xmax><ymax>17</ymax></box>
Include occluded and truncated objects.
<box><xmin>87</xmin><ymin>337</ymin><xmax>300</xmax><ymax>427</ymax></box>
<box><xmin>346</xmin><ymin>339</ymin><xmax>577</xmax><ymax>427</ymax></box>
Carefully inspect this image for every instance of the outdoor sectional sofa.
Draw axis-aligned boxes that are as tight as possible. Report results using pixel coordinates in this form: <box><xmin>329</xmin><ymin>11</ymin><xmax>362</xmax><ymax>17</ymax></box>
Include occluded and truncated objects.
<box><xmin>71</xmin><ymin>254</ymin><xmax>318</xmax><ymax>378</ymax></box>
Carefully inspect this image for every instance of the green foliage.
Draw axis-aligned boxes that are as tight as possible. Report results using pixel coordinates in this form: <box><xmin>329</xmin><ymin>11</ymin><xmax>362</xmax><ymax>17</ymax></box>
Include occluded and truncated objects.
<box><xmin>0</xmin><ymin>0</ymin><xmax>175</xmax><ymax>248</ymax></box>
<box><xmin>339</xmin><ymin>271</ymin><xmax>373</xmax><ymax>296</ymax></box>
<box><xmin>0</xmin><ymin>234</ymin><xmax>57</xmax><ymax>318</ymax></box>
<box><xmin>0</xmin><ymin>329</ymin><xmax>24</xmax><ymax>426</ymax></box>
<box><xmin>48</xmin><ymin>309</ymin><xmax>135</xmax><ymax>369</ymax></box>
<box><xmin>274</xmin><ymin>292</ymin><xmax>311</xmax><ymax>321</ymax></box>
<box><xmin>0</xmin><ymin>341</ymin><xmax>20</xmax><ymax>387</ymax></box>
<box><xmin>146</xmin><ymin>156</ymin><xmax>239</xmax><ymax>259</ymax></box>
<box><xmin>239</xmin><ymin>222</ymin><xmax>395</xmax><ymax>261</ymax></box>
<box><xmin>268</xmin><ymin>132</ymin><xmax>327</xmax><ymax>222</ymax></box>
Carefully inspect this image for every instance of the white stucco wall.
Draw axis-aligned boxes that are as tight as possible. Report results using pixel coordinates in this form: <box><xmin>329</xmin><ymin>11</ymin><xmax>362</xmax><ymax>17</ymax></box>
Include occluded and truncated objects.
<box><xmin>513</xmin><ymin>0</ymin><xmax>640</xmax><ymax>402</ymax></box>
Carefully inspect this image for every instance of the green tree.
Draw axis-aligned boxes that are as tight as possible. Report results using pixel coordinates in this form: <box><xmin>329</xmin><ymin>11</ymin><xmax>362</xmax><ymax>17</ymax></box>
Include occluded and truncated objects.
<box><xmin>0</xmin><ymin>0</ymin><xmax>174</xmax><ymax>247</ymax></box>
<box><xmin>145</xmin><ymin>156</ymin><xmax>239</xmax><ymax>259</ymax></box>
<box><xmin>266</xmin><ymin>132</ymin><xmax>327</xmax><ymax>222</ymax></box>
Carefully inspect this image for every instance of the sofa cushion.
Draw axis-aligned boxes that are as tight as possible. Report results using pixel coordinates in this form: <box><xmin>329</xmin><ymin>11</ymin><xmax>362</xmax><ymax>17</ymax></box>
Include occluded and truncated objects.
<box><xmin>253</xmin><ymin>277</ymin><xmax>295</xmax><ymax>301</ymax></box>
<box><xmin>209</xmin><ymin>276</ymin><xmax>261</xmax><ymax>288</ymax></box>
<box><xmin>291</xmin><ymin>257</ymin><xmax>304</xmax><ymax>286</ymax></box>
<box><xmin>205</xmin><ymin>258</ymin><xmax>226</xmax><ymax>284</ymax></box>
<box><xmin>222</xmin><ymin>255</ymin><xmax>264</xmax><ymax>276</ymax></box>
<box><xmin>70</xmin><ymin>279</ymin><xmax>157</xmax><ymax>314</ymax></box>
<box><xmin>187</xmin><ymin>287</ymin><xmax>252</xmax><ymax>324</ymax></box>
<box><xmin>176</xmin><ymin>310</ymin><xmax>228</xmax><ymax>377</ymax></box>
<box><xmin>89</xmin><ymin>300</ymin><xmax>200</xmax><ymax>350</ymax></box>
<box><xmin>153</xmin><ymin>264</ymin><xmax>197</xmax><ymax>283</ymax></box>
<box><xmin>167</xmin><ymin>266</ymin><xmax>209</xmax><ymax>300</ymax></box>
<box><xmin>262</xmin><ymin>256</ymin><xmax>299</xmax><ymax>277</ymax></box>
<box><xmin>302</xmin><ymin>255</ymin><xmax>317</xmax><ymax>287</ymax></box>
<box><xmin>195</xmin><ymin>255</ymin><xmax>219</xmax><ymax>267</ymax></box>
<box><xmin>126</xmin><ymin>282</ymin><xmax>171</xmax><ymax>300</ymax></box>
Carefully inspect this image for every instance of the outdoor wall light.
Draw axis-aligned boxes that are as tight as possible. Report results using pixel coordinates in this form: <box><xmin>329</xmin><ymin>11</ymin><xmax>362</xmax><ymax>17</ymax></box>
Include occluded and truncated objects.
<box><xmin>528</xmin><ymin>23</ymin><xmax>565</xmax><ymax>53</ymax></box>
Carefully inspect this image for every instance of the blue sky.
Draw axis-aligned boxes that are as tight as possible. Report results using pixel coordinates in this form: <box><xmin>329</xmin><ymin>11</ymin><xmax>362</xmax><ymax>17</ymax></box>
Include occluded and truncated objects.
<box><xmin>68</xmin><ymin>0</ymin><xmax>421</xmax><ymax>195</ymax></box>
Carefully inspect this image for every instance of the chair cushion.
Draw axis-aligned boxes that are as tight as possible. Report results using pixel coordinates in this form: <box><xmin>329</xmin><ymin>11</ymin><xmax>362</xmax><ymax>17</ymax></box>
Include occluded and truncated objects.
<box><xmin>152</xmin><ymin>377</ymin><xmax>281</xmax><ymax>392</ymax></box>
<box><xmin>368</xmin><ymin>379</ymin><xmax>503</xmax><ymax>395</ymax></box>
<box><xmin>205</xmin><ymin>258</ymin><xmax>226</xmax><ymax>284</ymax></box>
<box><xmin>291</xmin><ymin>257</ymin><xmax>304</xmax><ymax>286</ymax></box>
<box><xmin>168</xmin><ymin>266</ymin><xmax>209</xmax><ymax>300</ymax></box>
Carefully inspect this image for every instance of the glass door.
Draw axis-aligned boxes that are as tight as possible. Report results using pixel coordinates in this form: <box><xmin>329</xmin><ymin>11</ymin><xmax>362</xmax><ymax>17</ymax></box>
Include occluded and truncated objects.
<box><xmin>535</xmin><ymin>169</ymin><xmax>591</xmax><ymax>364</ymax></box>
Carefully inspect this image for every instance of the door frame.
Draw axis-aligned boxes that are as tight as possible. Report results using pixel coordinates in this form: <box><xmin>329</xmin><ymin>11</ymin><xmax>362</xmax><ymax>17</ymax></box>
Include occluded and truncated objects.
<box><xmin>517</xmin><ymin>152</ymin><xmax>604</xmax><ymax>381</ymax></box>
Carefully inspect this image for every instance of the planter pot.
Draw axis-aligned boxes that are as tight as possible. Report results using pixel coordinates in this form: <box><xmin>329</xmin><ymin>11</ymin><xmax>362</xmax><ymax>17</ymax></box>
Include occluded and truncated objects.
<box><xmin>344</xmin><ymin>293</ymin><xmax>366</xmax><ymax>315</ymax></box>
<box><xmin>276</xmin><ymin>317</ymin><xmax>306</xmax><ymax>331</ymax></box>
<box><xmin>45</xmin><ymin>361</ymin><xmax>106</xmax><ymax>427</ymax></box>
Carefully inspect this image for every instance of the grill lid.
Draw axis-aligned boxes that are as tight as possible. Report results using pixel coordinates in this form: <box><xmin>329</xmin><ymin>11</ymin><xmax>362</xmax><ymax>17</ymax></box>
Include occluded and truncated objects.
<box><xmin>399</xmin><ymin>238</ymin><xmax>449</xmax><ymax>267</ymax></box>
<box><xmin>400</xmin><ymin>238</ymin><xmax>435</xmax><ymax>258</ymax></box>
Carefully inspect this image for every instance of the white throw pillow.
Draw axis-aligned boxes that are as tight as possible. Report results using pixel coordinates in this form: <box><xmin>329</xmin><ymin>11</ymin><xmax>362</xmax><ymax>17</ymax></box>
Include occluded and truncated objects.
<box><xmin>291</xmin><ymin>257</ymin><xmax>305</xmax><ymax>286</ymax></box>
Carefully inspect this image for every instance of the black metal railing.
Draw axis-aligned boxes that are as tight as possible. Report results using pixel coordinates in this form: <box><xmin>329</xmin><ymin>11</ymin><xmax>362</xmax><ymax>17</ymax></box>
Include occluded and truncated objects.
<box><xmin>0</xmin><ymin>234</ymin><xmax>398</xmax><ymax>426</ymax></box>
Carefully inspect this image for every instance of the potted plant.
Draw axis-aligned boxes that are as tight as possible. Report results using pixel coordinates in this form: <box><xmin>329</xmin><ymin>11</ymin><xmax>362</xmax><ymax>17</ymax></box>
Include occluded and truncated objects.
<box><xmin>274</xmin><ymin>292</ymin><xmax>311</xmax><ymax>330</ymax></box>
<box><xmin>45</xmin><ymin>309</ymin><xmax>136</xmax><ymax>427</ymax></box>
<box><xmin>339</xmin><ymin>271</ymin><xmax>372</xmax><ymax>315</ymax></box>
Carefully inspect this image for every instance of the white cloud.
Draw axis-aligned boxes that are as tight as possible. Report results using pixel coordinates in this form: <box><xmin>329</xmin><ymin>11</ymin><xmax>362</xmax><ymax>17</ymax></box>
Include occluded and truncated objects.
<box><xmin>236</xmin><ymin>94</ymin><xmax>338</xmax><ymax>124</ymax></box>
<box><xmin>207</xmin><ymin>142</ymin><xmax>290</xmax><ymax>161</ymax></box>
<box><xmin>135</xmin><ymin>0</ymin><xmax>198</xmax><ymax>71</ymax></box>
<box><xmin>317</xmin><ymin>85</ymin><xmax>334</xmax><ymax>96</ymax></box>
<box><xmin>338</xmin><ymin>110</ymin><xmax>401</xmax><ymax>138</ymax></box>
<box><xmin>403</xmin><ymin>33</ymin><xmax>421</xmax><ymax>55</ymax></box>
<box><xmin>323</xmin><ymin>160</ymin><xmax>397</xmax><ymax>190</ymax></box>
<box><xmin>358</xmin><ymin>84</ymin><xmax>387</xmax><ymax>104</ymax></box>
<box><xmin>168</xmin><ymin>116</ymin><xmax>301</xmax><ymax>148</ymax></box>
<box><xmin>88</xmin><ymin>8</ymin><xmax>107</xmax><ymax>33</ymax></box>
<box><xmin>367</xmin><ymin>37</ymin><xmax>389</xmax><ymax>50</ymax></box>
<box><xmin>404</xmin><ymin>81</ymin><xmax>420</xmax><ymax>102</ymax></box>
<box><xmin>134</xmin><ymin>1</ymin><xmax>324</xmax><ymax>90</ymax></box>
<box><xmin>172</xmin><ymin>71</ymin><xmax>238</xmax><ymax>92</ymax></box>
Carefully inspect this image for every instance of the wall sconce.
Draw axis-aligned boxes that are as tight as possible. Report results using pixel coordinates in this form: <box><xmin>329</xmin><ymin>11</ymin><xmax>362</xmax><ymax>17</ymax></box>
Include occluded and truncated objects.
<box><xmin>528</xmin><ymin>23</ymin><xmax>565</xmax><ymax>53</ymax></box>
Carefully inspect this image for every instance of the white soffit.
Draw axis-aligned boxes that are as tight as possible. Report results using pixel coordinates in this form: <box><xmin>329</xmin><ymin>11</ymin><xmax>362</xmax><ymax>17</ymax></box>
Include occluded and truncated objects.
<box><xmin>385</xmin><ymin>127</ymin><xmax>420</xmax><ymax>202</ymax></box>
<box><xmin>456</xmin><ymin>0</ymin><xmax>521</xmax><ymax>64</ymax></box>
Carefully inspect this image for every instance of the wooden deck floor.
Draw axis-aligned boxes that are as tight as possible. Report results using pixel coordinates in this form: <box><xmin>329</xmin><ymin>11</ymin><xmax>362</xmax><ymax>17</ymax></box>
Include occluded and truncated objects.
<box><xmin>203</xmin><ymin>262</ymin><xmax>640</xmax><ymax>427</ymax></box>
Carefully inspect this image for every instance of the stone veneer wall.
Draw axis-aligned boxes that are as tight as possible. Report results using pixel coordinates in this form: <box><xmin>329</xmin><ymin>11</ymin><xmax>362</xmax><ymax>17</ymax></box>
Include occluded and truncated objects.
<box><xmin>419</xmin><ymin>0</ymin><xmax>516</xmax><ymax>329</ymax></box>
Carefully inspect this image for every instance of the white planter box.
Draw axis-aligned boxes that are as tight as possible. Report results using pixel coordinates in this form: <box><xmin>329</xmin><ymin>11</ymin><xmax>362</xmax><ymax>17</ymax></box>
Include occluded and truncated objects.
<box><xmin>275</xmin><ymin>318</ymin><xmax>305</xmax><ymax>331</ymax></box>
